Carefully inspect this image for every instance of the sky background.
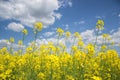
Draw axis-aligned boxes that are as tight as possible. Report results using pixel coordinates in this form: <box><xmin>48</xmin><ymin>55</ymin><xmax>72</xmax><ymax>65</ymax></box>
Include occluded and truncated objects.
<box><xmin>0</xmin><ymin>0</ymin><xmax>120</xmax><ymax>52</ymax></box>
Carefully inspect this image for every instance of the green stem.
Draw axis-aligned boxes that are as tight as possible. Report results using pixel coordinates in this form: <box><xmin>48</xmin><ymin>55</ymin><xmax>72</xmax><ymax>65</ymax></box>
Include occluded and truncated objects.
<box><xmin>56</xmin><ymin>34</ymin><xmax>60</xmax><ymax>55</ymax></box>
<box><xmin>21</xmin><ymin>34</ymin><xmax>25</xmax><ymax>55</ymax></box>
<box><xmin>10</xmin><ymin>43</ymin><xmax>13</xmax><ymax>54</ymax></box>
<box><xmin>94</xmin><ymin>29</ymin><xmax>99</xmax><ymax>47</ymax></box>
<box><xmin>71</xmin><ymin>38</ymin><xmax>76</xmax><ymax>55</ymax></box>
<box><xmin>33</xmin><ymin>31</ymin><xmax>38</xmax><ymax>51</ymax></box>
<box><xmin>50</xmin><ymin>62</ymin><xmax>53</xmax><ymax>80</ymax></box>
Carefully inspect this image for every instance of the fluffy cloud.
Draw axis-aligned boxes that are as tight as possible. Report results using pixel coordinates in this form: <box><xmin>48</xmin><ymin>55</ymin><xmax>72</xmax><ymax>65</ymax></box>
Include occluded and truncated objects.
<box><xmin>0</xmin><ymin>39</ymin><xmax>25</xmax><ymax>50</ymax></box>
<box><xmin>81</xmin><ymin>27</ymin><xmax>120</xmax><ymax>46</ymax></box>
<box><xmin>81</xmin><ymin>29</ymin><xmax>95</xmax><ymax>44</ymax></box>
<box><xmin>29</xmin><ymin>27</ymin><xmax>120</xmax><ymax>49</ymax></box>
<box><xmin>118</xmin><ymin>14</ymin><xmax>120</xmax><ymax>17</ymax></box>
<box><xmin>7</xmin><ymin>22</ymin><xmax>24</xmax><ymax>32</ymax></box>
<box><xmin>110</xmin><ymin>29</ymin><xmax>115</xmax><ymax>34</ymax></box>
<box><xmin>68</xmin><ymin>1</ymin><xmax>72</xmax><ymax>7</ymax></box>
<box><xmin>0</xmin><ymin>40</ymin><xmax>9</xmax><ymax>48</ymax></box>
<box><xmin>111</xmin><ymin>27</ymin><xmax>120</xmax><ymax>45</ymax></box>
<box><xmin>27</xmin><ymin>27</ymin><xmax>120</xmax><ymax>52</ymax></box>
<box><xmin>0</xmin><ymin>0</ymin><xmax>63</xmax><ymax>28</ymax></box>
<box><xmin>74</xmin><ymin>21</ymin><xmax>85</xmax><ymax>25</ymax></box>
<box><xmin>61</xmin><ymin>0</ymin><xmax>72</xmax><ymax>7</ymax></box>
<box><xmin>95</xmin><ymin>16</ymin><xmax>102</xmax><ymax>19</ymax></box>
<box><xmin>28</xmin><ymin>38</ymin><xmax>64</xmax><ymax>47</ymax></box>
<box><xmin>43</xmin><ymin>32</ymin><xmax>55</xmax><ymax>37</ymax></box>
<box><xmin>62</xmin><ymin>24</ymin><xmax>69</xmax><ymax>30</ymax></box>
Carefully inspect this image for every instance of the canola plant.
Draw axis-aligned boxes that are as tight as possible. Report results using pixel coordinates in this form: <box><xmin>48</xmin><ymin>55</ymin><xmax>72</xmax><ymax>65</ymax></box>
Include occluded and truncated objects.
<box><xmin>0</xmin><ymin>20</ymin><xmax>120</xmax><ymax>80</ymax></box>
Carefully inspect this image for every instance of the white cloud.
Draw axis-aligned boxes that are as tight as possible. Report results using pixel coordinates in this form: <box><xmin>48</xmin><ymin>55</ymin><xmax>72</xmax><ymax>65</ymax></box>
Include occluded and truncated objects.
<box><xmin>68</xmin><ymin>1</ymin><xmax>72</xmax><ymax>7</ymax></box>
<box><xmin>28</xmin><ymin>38</ymin><xmax>57</xmax><ymax>46</ymax></box>
<box><xmin>43</xmin><ymin>32</ymin><xmax>55</xmax><ymax>37</ymax></box>
<box><xmin>81</xmin><ymin>29</ymin><xmax>95</xmax><ymax>44</ymax></box>
<box><xmin>118</xmin><ymin>14</ymin><xmax>120</xmax><ymax>17</ymax></box>
<box><xmin>111</xmin><ymin>27</ymin><xmax>120</xmax><ymax>45</ymax></box>
<box><xmin>95</xmin><ymin>16</ymin><xmax>102</xmax><ymax>19</ymax></box>
<box><xmin>51</xmin><ymin>27</ymin><xmax>57</xmax><ymax>31</ymax></box>
<box><xmin>95</xmin><ymin>15</ymin><xmax>106</xmax><ymax>19</ymax></box>
<box><xmin>80</xmin><ymin>27</ymin><xmax>120</xmax><ymax>46</ymax></box>
<box><xmin>0</xmin><ymin>39</ymin><xmax>25</xmax><ymax>50</ymax></box>
<box><xmin>27</xmin><ymin>27</ymin><xmax>120</xmax><ymax>53</ymax></box>
<box><xmin>0</xmin><ymin>0</ymin><xmax>63</xmax><ymax>28</ymax></box>
<box><xmin>53</xmin><ymin>13</ymin><xmax>62</xmax><ymax>20</ymax></box>
<box><xmin>33</xmin><ymin>27</ymin><xmax>120</xmax><ymax>48</ymax></box>
<box><xmin>74</xmin><ymin>21</ymin><xmax>85</xmax><ymax>25</ymax></box>
<box><xmin>0</xmin><ymin>40</ymin><xmax>9</xmax><ymax>48</ymax></box>
<box><xmin>78</xmin><ymin>21</ymin><xmax>85</xmax><ymax>24</ymax></box>
<box><xmin>81</xmin><ymin>30</ymin><xmax>94</xmax><ymax>40</ymax></box>
<box><xmin>110</xmin><ymin>29</ymin><xmax>115</xmax><ymax>34</ymax></box>
<box><xmin>60</xmin><ymin>0</ymin><xmax>72</xmax><ymax>7</ymax></box>
<box><xmin>65</xmin><ymin>24</ymin><xmax>69</xmax><ymax>29</ymax></box>
<box><xmin>7</xmin><ymin>22</ymin><xmax>24</xmax><ymax>32</ymax></box>
<box><xmin>62</xmin><ymin>24</ymin><xmax>69</xmax><ymax>30</ymax></box>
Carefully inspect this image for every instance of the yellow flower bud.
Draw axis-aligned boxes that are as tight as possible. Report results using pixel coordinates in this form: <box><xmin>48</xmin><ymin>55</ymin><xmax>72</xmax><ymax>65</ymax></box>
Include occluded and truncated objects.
<box><xmin>102</xmin><ymin>34</ymin><xmax>109</xmax><ymax>38</ymax></box>
<box><xmin>34</xmin><ymin>22</ymin><xmax>43</xmax><ymax>31</ymax></box>
<box><xmin>10</xmin><ymin>37</ymin><xmax>14</xmax><ymax>43</ymax></box>
<box><xmin>66</xmin><ymin>31</ymin><xmax>71</xmax><ymax>38</ymax></box>
<box><xmin>18</xmin><ymin>40</ymin><xmax>23</xmax><ymax>45</ymax></box>
<box><xmin>74</xmin><ymin>32</ymin><xmax>79</xmax><ymax>38</ymax></box>
<box><xmin>56</xmin><ymin>28</ymin><xmax>64</xmax><ymax>36</ymax></box>
<box><xmin>22</xmin><ymin>29</ymin><xmax>28</xmax><ymax>35</ymax></box>
<box><xmin>96</xmin><ymin>19</ymin><xmax>104</xmax><ymax>30</ymax></box>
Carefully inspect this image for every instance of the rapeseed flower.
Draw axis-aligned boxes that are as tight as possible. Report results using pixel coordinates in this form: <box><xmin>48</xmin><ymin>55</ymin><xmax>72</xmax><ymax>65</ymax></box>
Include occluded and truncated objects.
<box><xmin>0</xmin><ymin>19</ymin><xmax>120</xmax><ymax>80</ymax></box>
<box><xmin>56</xmin><ymin>28</ymin><xmax>64</xmax><ymax>36</ymax></box>
<box><xmin>66</xmin><ymin>31</ymin><xmax>71</xmax><ymax>38</ymax></box>
<box><xmin>10</xmin><ymin>37</ymin><xmax>14</xmax><ymax>43</ymax></box>
<box><xmin>34</xmin><ymin>22</ymin><xmax>43</xmax><ymax>31</ymax></box>
<box><xmin>22</xmin><ymin>29</ymin><xmax>28</xmax><ymax>35</ymax></box>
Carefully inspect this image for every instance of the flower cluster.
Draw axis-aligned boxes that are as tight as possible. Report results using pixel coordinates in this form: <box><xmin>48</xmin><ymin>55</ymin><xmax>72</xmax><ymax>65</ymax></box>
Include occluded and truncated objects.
<box><xmin>0</xmin><ymin>48</ymin><xmax>120</xmax><ymax>80</ymax></box>
<box><xmin>0</xmin><ymin>20</ymin><xmax>120</xmax><ymax>80</ymax></box>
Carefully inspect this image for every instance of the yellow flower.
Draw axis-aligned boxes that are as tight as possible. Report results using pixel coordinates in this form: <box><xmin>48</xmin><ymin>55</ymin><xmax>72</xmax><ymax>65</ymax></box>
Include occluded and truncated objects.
<box><xmin>65</xmin><ymin>75</ymin><xmax>74</xmax><ymax>80</ymax></box>
<box><xmin>35</xmin><ymin>65</ymin><xmax>40</xmax><ymax>70</ymax></box>
<box><xmin>17</xmin><ymin>58</ymin><xmax>26</xmax><ymax>66</ymax></box>
<box><xmin>78</xmin><ymin>41</ymin><xmax>84</xmax><ymax>47</ymax></box>
<box><xmin>22</xmin><ymin>29</ymin><xmax>28</xmax><ymax>35</ymax></box>
<box><xmin>5</xmin><ymin>69</ymin><xmax>12</xmax><ymax>75</ymax></box>
<box><xmin>97</xmin><ymin>20</ymin><xmax>104</xmax><ymax>26</ymax></box>
<box><xmin>91</xmin><ymin>76</ymin><xmax>102</xmax><ymax>80</ymax></box>
<box><xmin>66</xmin><ymin>31</ymin><xmax>71</xmax><ymax>38</ymax></box>
<box><xmin>37</xmin><ymin>72</ymin><xmax>45</xmax><ymax>80</ymax></box>
<box><xmin>107</xmin><ymin>50</ymin><xmax>118</xmax><ymax>58</ymax></box>
<box><xmin>102</xmin><ymin>34</ymin><xmax>109</xmax><ymax>38</ymax></box>
<box><xmin>101</xmin><ymin>45</ymin><xmax>107</xmax><ymax>50</ymax></box>
<box><xmin>56</xmin><ymin>28</ymin><xmax>64</xmax><ymax>36</ymax></box>
<box><xmin>74</xmin><ymin>32</ymin><xmax>80</xmax><ymax>38</ymax></box>
<box><xmin>9</xmin><ymin>62</ymin><xmax>15</xmax><ymax>68</ymax></box>
<box><xmin>34</xmin><ymin>22</ymin><xmax>43</xmax><ymax>31</ymax></box>
<box><xmin>1</xmin><ymin>47</ymin><xmax>7</xmax><ymax>53</ymax></box>
<box><xmin>0</xmin><ymin>73</ymin><xmax>6</xmax><ymax>80</ymax></box>
<box><xmin>10</xmin><ymin>37</ymin><xmax>14</xmax><ymax>43</ymax></box>
<box><xmin>96</xmin><ymin>19</ymin><xmax>104</xmax><ymax>30</ymax></box>
<box><xmin>0</xmin><ymin>64</ymin><xmax>4</xmax><ymax>71</ymax></box>
<box><xmin>87</xmin><ymin>44</ymin><xmax>95</xmax><ymax>54</ymax></box>
<box><xmin>72</xmin><ymin>46</ymin><xmax>78</xmax><ymax>52</ymax></box>
<box><xmin>26</xmin><ymin>47</ymin><xmax>33</xmax><ymax>52</ymax></box>
<box><xmin>18</xmin><ymin>40</ymin><xmax>23</xmax><ymax>45</ymax></box>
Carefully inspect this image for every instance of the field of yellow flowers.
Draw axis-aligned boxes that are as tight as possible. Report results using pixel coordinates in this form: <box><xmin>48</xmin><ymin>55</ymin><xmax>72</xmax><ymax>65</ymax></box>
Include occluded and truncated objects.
<box><xmin>0</xmin><ymin>20</ymin><xmax>120</xmax><ymax>80</ymax></box>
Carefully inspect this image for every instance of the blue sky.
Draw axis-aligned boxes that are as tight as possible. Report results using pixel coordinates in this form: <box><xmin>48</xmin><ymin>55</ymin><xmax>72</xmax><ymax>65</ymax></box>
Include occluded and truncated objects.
<box><xmin>0</xmin><ymin>0</ymin><xmax>120</xmax><ymax>52</ymax></box>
